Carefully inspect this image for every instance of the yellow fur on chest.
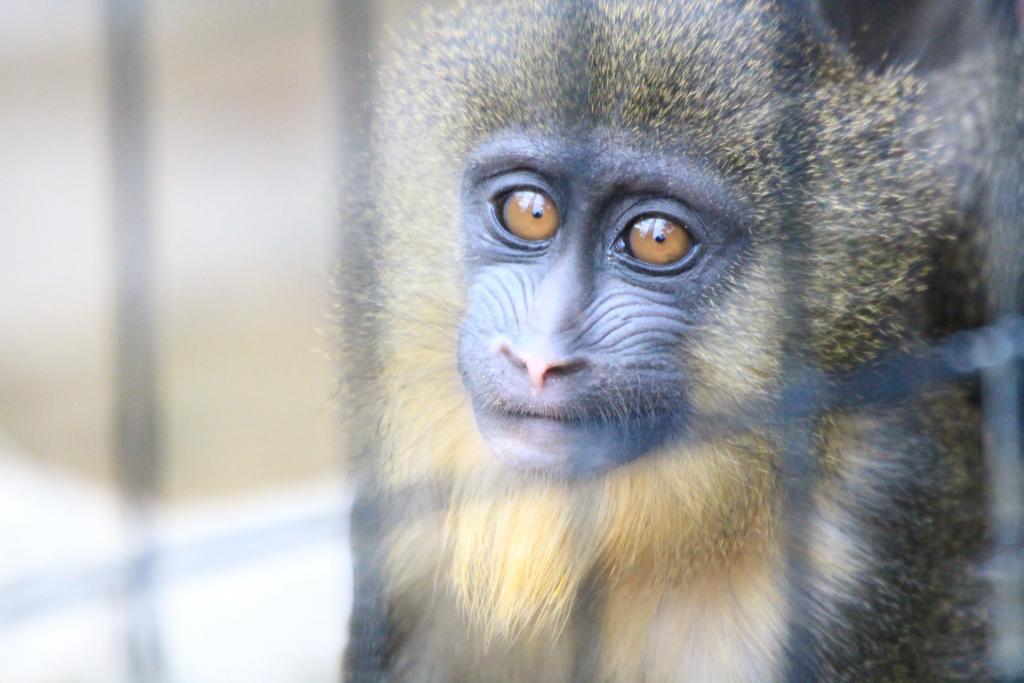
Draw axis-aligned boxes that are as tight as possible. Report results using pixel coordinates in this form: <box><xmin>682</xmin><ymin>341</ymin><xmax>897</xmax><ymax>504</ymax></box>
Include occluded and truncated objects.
<box><xmin>386</xmin><ymin>519</ymin><xmax>786</xmax><ymax>683</ymax></box>
<box><xmin>599</xmin><ymin>560</ymin><xmax>787</xmax><ymax>683</ymax></box>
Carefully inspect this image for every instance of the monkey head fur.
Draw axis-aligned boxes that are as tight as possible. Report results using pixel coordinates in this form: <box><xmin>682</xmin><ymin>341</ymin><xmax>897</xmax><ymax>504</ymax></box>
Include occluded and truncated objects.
<box><xmin>341</xmin><ymin>0</ymin><xmax>981</xmax><ymax>679</ymax></box>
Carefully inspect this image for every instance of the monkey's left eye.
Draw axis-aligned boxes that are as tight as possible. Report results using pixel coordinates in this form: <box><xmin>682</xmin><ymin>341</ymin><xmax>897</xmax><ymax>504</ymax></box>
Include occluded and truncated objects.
<box><xmin>498</xmin><ymin>190</ymin><xmax>560</xmax><ymax>241</ymax></box>
<box><xmin>624</xmin><ymin>216</ymin><xmax>693</xmax><ymax>265</ymax></box>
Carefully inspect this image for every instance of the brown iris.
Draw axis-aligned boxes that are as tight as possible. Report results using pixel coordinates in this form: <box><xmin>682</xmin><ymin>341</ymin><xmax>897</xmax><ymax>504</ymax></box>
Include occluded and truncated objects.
<box><xmin>626</xmin><ymin>216</ymin><xmax>693</xmax><ymax>265</ymax></box>
<box><xmin>500</xmin><ymin>190</ymin><xmax>560</xmax><ymax>241</ymax></box>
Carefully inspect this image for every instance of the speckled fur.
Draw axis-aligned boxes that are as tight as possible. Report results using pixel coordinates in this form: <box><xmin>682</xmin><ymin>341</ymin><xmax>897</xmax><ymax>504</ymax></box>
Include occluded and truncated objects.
<box><xmin>340</xmin><ymin>1</ymin><xmax>995</xmax><ymax>681</ymax></box>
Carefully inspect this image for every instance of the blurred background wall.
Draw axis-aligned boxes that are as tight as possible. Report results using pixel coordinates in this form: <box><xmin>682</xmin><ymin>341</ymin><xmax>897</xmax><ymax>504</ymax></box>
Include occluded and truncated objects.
<box><xmin>1</xmin><ymin>0</ymin><xmax>338</xmax><ymax>499</ymax></box>
<box><xmin>0</xmin><ymin>2</ymin><xmax>430</xmax><ymax>681</ymax></box>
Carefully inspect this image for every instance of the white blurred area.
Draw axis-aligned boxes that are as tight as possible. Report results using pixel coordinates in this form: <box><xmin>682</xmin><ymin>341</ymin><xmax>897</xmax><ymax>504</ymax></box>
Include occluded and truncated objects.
<box><xmin>0</xmin><ymin>444</ymin><xmax>351</xmax><ymax>683</ymax></box>
<box><xmin>0</xmin><ymin>1</ymin><xmax>362</xmax><ymax>681</ymax></box>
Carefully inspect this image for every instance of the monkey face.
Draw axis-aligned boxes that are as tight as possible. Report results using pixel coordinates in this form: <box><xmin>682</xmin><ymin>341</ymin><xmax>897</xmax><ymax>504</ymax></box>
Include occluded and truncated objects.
<box><xmin>370</xmin><ymin>0</ymin><xmax>942</xmax><ymax>486</ymax></box>
<box><xmin>456</xmin><ymin>131</ymin><xmax>749</xmax><ymax>475</ymax></box>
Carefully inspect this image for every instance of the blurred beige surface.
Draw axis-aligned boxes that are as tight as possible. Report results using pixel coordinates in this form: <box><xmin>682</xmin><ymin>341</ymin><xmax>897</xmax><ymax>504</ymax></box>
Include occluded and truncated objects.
<box><xmin>0</xmin><ymin>2</ymin><xmax>350</xmax><ymax>681</ymax></box>
<box><xmin>0</xmin><ymin>0</ymin><xmax>339</xmax><ymax>501</ymax></box>
<box><xmin>0</xmin><ymin>444</ymin><xmax>351</xmax><ymax>683</ymax></box>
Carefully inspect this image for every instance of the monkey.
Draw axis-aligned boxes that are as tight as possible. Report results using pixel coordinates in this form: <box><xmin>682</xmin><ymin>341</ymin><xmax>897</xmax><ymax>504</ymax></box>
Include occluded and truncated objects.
<box><xmin>337</xmin><ymin>1</ymin><xmax>1021</xmax><ymax>681</ymax></box>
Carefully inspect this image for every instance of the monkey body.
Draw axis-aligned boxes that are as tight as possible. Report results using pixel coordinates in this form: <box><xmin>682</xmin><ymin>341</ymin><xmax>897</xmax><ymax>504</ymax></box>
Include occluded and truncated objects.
<box><xmin>340</xmin><ymin>1</ymin><xmax>1006</xmax><ymax>680</ymax></box>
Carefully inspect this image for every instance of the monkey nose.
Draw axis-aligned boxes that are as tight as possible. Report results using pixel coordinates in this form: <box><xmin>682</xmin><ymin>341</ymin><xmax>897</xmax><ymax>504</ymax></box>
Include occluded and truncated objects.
<box><xmin>493</xmin><ymin>340</ymin><xmax>588</xmax><ymax>393</ymax></box>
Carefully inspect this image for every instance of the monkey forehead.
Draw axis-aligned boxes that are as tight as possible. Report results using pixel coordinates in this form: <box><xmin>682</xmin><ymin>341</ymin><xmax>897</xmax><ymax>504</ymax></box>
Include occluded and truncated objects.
<box><xmin>387</xmin><ymin>2</ymin><xmax>829</xmax><ymax>131</ymax></box>
<box><xmin>377</xmin><ymin>0</ymin><xmax>855</xmax><ymax>196</ymax></box>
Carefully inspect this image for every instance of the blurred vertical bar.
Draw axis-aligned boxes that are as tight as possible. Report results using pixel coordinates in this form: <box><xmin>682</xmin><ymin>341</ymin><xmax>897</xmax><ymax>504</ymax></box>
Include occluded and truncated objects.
<box><xmin>982</xmin><ymin>8</ymin><xmax>1023</xmax><ymax>678</ymax></box>
<box><xmin>773</xmin><ymin>82</ymin><xmax>820</xmax><ymax>681</ymax></box>
<box><xmin>335</xmin><ymin>0</ymin><xmax>376</xmax><ymax>156</ymax></box>
<box><xmin>333</xmin><ymin>1</ymin><xmax>381</xmax><ymax>672</ymax></box>
<box><xmin>332</xmin><ymin>0</ymin><xmax>377</xmax><ymax>468</ymax></box>
<box><xmin>983</xmin><ymin>340</ymin><xmax>1024</xmax><ymax>681</ymax></box>
<box><xmin>333</xmin><ymin>0</ymin><xmax>378</xmax><ymax>317</ymax></box>
<box><xmin>105</xmin><ymin>0</ymin><xmax>164</xmax><ymax>681</ymax></box>
<box><xmin>982</xmin><ymin>246</ymin><xmax>1024</xmax><ymax>681</ymax></box>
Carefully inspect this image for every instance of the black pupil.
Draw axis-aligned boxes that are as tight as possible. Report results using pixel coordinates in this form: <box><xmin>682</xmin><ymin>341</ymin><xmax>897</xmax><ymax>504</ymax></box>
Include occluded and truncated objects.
<box><xmin>655</xmin><ymin>234</ymin><xmax>665</xmax><ymax>243</ymax></box>
<box><xmin>532</xmin><ymin>210</ymin><xmax>543</xmax><ymax>218</ymax></box>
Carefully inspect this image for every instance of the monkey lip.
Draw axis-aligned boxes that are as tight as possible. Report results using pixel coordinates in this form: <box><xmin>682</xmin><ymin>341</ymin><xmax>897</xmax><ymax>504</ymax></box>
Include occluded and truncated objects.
<box><xmin>475</xmin><ymin>410</ymin><xmax>592</xmax><ymax>472</ymax></box>
<box><xmin>472</xmin><ymin>405</ymin><xmax>665</xmax><ymax>475</ymax></box>
<box><xmin>507</xmin><ymin>406</ymin><xmax>578</xmax><ymax>423</ymax></box>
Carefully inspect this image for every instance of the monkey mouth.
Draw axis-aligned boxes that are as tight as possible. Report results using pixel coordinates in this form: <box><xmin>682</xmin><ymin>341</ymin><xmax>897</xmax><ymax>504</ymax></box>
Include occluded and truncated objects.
<box><xmin>475</xmin><ymin>409</ymin><xmax>597</xmax><ymax>472</ymax></box>
<box><xmin>506</xmin><ymin>406</ymin><xmax>579</xmax><ymax>424</ymax></box>
<box><xmin>472</xmin><ymin>404</ymin><xmax>669</xmax><ymax>475</ymax></box>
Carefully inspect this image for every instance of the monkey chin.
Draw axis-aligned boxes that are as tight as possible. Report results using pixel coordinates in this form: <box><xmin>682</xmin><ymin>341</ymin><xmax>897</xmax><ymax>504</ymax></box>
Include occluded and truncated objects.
<box><xmin>473</xmin><ymin>409</ymin><xmax>668</xmax><ymax>476</ymax></box>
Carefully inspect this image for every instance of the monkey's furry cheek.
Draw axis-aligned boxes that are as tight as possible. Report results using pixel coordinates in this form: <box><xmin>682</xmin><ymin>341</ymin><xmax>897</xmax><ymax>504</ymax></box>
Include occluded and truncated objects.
<box><xmin>686</xmin><ymin>260</ymin><xmax>783</xmax><ymax>413</ymax></box>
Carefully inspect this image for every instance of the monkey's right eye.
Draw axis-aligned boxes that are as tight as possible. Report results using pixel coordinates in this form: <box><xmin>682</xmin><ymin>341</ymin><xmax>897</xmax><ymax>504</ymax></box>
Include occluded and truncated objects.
<box><xmin>498</xmin><ymin>190</ymin><xmax>560</xmax><ymax>241</ymax></box>
<box><xmin>625</xmin><ymin>216</ymin><xmax>693</xmax><ymax>266</ymax></box>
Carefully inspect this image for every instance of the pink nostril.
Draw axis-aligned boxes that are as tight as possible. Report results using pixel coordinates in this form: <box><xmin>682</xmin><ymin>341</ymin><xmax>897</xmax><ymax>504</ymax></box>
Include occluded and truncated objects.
<box><xmin>494</xmin><ymin>342</ymin><xmax>587</xmax><ymax>392</ymax></box>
